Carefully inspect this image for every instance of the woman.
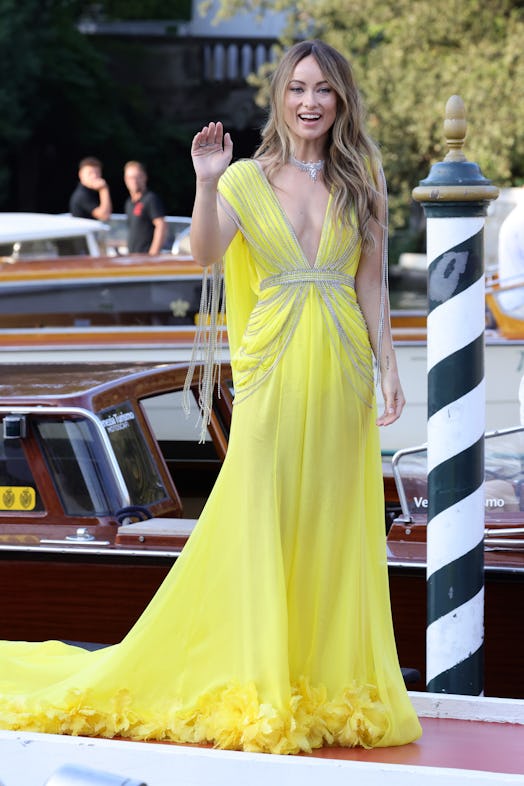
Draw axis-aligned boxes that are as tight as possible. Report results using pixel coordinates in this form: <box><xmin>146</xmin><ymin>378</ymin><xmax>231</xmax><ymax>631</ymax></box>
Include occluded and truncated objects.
<box><xmin>0</xmin><ymin>40</ymin><xmax>421</xmax><ymax>754</ymax></box>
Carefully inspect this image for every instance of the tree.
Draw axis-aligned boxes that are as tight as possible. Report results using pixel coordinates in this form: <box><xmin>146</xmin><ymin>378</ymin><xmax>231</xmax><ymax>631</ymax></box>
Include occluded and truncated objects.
<box><xmin>0</xmin><ymin>0</ymin><xmax>194</xmax><ymax>211</ymax></box>
<box><xmin>207</xmin><ymin>0</ymin><xmax>524</xmax><ymax>238</ymax></box>
<box><xmin>97</xmin><ymin>0</ymin><xmax>191</xmax><ymax>18</ymax></box>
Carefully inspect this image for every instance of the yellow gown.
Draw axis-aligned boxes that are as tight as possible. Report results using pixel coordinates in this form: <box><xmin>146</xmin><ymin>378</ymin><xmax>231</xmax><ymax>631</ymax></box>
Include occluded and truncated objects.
<box><xmin>0</xmin><ymin>160</ymin><xmax>421</xmax><ymax>754</ymax></box>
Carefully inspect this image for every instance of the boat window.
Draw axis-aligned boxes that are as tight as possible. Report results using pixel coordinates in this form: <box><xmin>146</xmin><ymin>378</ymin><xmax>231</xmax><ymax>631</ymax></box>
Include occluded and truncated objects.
<box><xmin>106</xmin><ymin>214</ymin><xmax>191</xmax><ymax>255</ymax></box>
<box><xmin>0</xmin><ymin>236</ymin><xmax>91</xmax><ymax>259</ymax></box>
<box><xmin>142</xmin><ymin>389</ymin><xmax>214</xmax><ymax>446</ymax></box>
<box><xmin>484</xmin><ymin>429</ymin><xmax>524</xmax><ymax>517</ymax></box>
<box><xmin>140</xmin><ymin>389</ymin><xmax>227</xmax><ymax>518</ymax></box>
<box><xmin>99</xmin><ymin>401</ymin><xmax>168</xmax><ymax>506</ymax></box>
<box><xmin>35</xmin><ymin>418</ymin><xmax>116</xmax><ymax>516</ymax></box>
<box><xmin>0</xmin><ymin>421</ymin><xmax>43</xmax><ymax>512</ymax></box>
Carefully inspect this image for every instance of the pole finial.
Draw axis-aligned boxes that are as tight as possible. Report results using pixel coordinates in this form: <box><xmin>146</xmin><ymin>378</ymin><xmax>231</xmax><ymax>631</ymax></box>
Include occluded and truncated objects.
<box><xmin>412</xmin><ymin>93</ymin><xmax>498</xmax><ymax>209</ymax></box>
<box><xmin>444</xmin><ymin>95</ymin><xmax>467</xmax><ymax>162</ymax></box>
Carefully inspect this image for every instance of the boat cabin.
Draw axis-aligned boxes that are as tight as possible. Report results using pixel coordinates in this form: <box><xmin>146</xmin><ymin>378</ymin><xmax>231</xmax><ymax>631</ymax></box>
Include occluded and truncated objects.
<box><xmin>0</xmin><ymin>361</ymin><xmax>231</xmax><ymax>533</ymax></box>
<box><xmin>0</xmin><ymin>361</ymin><xmax>232</xmax><ymax>646</ymax></box>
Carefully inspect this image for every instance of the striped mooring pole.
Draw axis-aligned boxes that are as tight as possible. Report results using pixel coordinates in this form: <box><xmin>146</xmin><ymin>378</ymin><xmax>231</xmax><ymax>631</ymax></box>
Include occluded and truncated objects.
<box><xmin>412</xmin><ymin>96</ymin><xmax>499</xmax><ymax>694</ymax></box>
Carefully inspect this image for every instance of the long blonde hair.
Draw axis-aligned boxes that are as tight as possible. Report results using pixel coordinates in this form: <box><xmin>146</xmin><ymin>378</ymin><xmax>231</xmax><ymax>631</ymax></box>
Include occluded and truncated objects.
<box><xmin>254</xmin><ymin>40</ymin><xmax>382</xmax><ymax>248</ymax></box>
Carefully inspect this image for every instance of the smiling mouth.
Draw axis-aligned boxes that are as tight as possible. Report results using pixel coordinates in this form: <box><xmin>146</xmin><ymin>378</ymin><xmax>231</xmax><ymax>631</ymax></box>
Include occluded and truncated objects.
<box><xmin>298</xmin><ymin>114</ymin><xmax>321</xmax><ymax>121</ymax></box>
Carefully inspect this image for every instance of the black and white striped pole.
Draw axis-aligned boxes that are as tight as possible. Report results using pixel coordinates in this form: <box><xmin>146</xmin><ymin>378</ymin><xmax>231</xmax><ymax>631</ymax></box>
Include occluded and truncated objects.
<box><xmin>412</xmin><ymin>96</ymin><xmax>498</xmax><ymax>694</ymax></box>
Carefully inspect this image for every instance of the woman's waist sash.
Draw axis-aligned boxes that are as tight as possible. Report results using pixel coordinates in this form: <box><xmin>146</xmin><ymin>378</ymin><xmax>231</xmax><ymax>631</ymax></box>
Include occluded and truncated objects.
<box><xmin>260</xmin><ymin>270</ymin><xmax>355</xmax><ymax>291</ymax></box>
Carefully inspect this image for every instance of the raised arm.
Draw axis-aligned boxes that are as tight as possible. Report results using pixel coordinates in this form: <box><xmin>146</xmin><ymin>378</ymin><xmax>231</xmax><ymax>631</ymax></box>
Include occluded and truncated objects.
<box><xmin>190</xmin><ymin>121</ymin><xmax>238</xmax><ymax>267</ymax></box>
<box><xmin>355</xmin><ymin>177</ymin><xmax>405</xmax><ymax>427</ymax></box>
<box><xmin>149</xmin><ymin>216</ymin><xmax>167</xmax><ymax>256</ymax></box>
<box><xmin>91</xmin><ymin>180</ymin><xmax>112</xmax><ymax>222</ymax></box>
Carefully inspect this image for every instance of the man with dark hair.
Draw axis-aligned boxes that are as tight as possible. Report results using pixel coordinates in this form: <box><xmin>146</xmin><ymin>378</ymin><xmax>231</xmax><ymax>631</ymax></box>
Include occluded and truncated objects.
<box><xmin>69</xmin><ymin>157</ymin><xmax>112</xmax><ymax>221</ymax></box>
<box><xmin>124</xmin><ymin>161</ymin><xmax>167</xmax><ymax>254</ymax></box>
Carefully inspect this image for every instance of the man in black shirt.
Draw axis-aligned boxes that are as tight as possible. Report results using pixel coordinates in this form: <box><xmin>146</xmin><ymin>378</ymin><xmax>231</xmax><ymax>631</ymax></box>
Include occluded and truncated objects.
<box><xmin>124</xmin><ymin>161</ymin><xmax>167</xmax><ymax>254</ymax></box>
<box><xmin>69</xmin><ymin>157</ymin><xmax>112</xmax><ymax>221</ymax></box>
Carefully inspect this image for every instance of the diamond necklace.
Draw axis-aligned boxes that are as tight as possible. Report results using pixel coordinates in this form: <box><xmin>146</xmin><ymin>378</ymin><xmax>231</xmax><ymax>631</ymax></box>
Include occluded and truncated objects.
<box><xmin>289</xmin><ymin>155</ymin><xmax>325</xmax><ymax>182</ymax></box>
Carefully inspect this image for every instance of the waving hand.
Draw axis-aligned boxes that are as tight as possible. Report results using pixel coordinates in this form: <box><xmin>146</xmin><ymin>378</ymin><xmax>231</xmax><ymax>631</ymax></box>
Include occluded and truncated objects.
<box><xmin>191</xmin><ymin>121</ymin><xmax>233</xmax><ymax>183</ymax></box>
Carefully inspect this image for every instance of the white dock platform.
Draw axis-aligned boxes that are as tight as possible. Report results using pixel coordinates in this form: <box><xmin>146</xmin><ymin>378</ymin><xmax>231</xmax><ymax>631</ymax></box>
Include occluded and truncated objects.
<box><xmin>1</xmin><ymin>693</ymin><xmax>523</xmax><ymax>786</ymax></box>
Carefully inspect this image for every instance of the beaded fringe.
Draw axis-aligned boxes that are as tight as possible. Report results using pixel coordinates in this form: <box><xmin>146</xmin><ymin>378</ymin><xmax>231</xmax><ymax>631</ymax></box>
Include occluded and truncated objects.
<box><xmin>375</xmin><ymin>165</ymin><xmax>389</xmax><ymax>388</ymax></box>
<box><xmin>183</xmin><ymin>261</ymin><xmax>226</xmax><ymax>443</ymax></box>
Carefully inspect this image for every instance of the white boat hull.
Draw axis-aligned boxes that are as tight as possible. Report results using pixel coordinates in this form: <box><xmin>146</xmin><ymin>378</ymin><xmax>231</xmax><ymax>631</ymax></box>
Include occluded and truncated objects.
<box><xmin>0</xmin><ymin>329</ymin><xmax>522</xmax><ymax>454</ymax></box>
<box><xmin>377</xmin><ymin>334</ymin><xmax>524</xmax><ymax>452</ymax></box>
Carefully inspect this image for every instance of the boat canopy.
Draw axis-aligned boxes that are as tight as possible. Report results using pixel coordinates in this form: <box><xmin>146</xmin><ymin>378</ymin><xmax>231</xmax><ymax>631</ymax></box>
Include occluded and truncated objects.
<box><xmin>0</xmin><ymin>213</ymin><xmax>109</xmax><ymax>257</ymax></box>
<box><xmin>0</xmin><ymin>213</ymin><xmax>108</xmax><ymax>242</ymax></box>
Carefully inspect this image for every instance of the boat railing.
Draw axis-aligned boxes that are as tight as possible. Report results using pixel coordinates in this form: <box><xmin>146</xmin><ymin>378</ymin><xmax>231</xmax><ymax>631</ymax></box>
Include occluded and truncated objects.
<box><xmin>391</xmin><ymin>443</ymin><xmax>427</xmax><ymax>523</ymax></box>
<box><xmin>391</xmin><ymin>425</ymin><xmax>524</xmax><ymax>544</ymax></box>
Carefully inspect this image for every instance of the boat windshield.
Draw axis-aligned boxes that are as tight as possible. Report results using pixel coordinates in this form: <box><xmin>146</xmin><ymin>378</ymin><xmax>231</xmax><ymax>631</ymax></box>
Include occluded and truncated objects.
<box><xmin>99</xmin><ymin>401</ymin><xmax>168</xmax><ymax>506</ymax></box>
<box><xmin>0</xmin><ymin>236</ymin><xmax>93</xmax><ymax>259</ymax></box>
<box><xmin>35</xmin><ymin>417</ymin><xmax>119</xmax><ymax>516</ymax></box>
<box><xmin>392</xmin><ymin>426</ymin><xmax>524</xmax><ymax>522</ymax></box>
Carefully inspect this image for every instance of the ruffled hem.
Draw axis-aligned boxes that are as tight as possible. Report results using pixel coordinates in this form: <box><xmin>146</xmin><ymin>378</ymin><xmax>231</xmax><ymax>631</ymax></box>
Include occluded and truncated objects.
<box><xmin>0</xmin><ymin>677</ymin><xmax>393</xmax><ymax>754</ymax></box>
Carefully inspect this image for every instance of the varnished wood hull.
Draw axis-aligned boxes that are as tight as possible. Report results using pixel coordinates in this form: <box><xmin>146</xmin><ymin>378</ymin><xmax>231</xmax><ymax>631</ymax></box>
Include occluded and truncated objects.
<box><xmin>0</xmin><ymin>550</ymin><xmax>173</xmax><ymax>645</ymax></box>
<box><xmin>389</xmin><ymin>561</ymin><xmax>524</xmax><ymax>698</ymax></box>
<box><xmin>2</xmin><ymin>547</ymin><xmax>523</xmax><ymax>700</ymax></box>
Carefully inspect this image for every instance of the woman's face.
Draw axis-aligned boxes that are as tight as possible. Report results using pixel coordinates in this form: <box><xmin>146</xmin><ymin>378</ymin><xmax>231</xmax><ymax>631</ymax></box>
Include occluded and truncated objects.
<box><xmin>283</xmin><ymin>54</ymin><xmax>338</xmax><ymax>148</ymax></box>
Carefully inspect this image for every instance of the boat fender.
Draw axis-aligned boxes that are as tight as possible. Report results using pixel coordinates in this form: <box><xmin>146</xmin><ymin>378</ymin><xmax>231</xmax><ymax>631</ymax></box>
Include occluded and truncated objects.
<box><xmin>115</xmin><ymin>505</ymin><xmax>152</xmax><ymax>525</ymax></box>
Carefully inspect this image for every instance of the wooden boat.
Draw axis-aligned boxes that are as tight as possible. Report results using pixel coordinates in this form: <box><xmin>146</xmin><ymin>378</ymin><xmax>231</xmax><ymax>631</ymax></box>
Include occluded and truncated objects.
<box><xmin>0</xmin><ymin>211</ymin><xmax>191</xmax><ymax>260</ymax></box>
<box><xmin>0</xmin><ymin>361</ymin><xmax>231</xmax><ymax>646</ymax></box>
<box><xmin>0</xmin><ymin>207</ymin><xmax>200</xmax><ymax>331</ymax></box>
<box><xmin>0</xmin><ymin>211</ymin><xmax>200</xmax><ymax>328</ymax></box>
<box><xmin>0</xmin><ymin>365</ymin><xmax>522</xmax><ymax>781</ymax></box>
<box><xmin>386</xmin><ymin>426</ymin><xmax>524</xmax><ymax>698</ymax></box>
<box><xmin>1</xmin><ymin>364</ymin><xmax>523</xmax><ymax>785</ymax></box>
<box><xmin>0</xmin><ymin>253</ymin><xmax>208</xmax><ymax>330</ymax></box>
<box><xmin>1</xmin><ymin>360</ymin><xmax>523</xmax><ymax>703</ymax></box>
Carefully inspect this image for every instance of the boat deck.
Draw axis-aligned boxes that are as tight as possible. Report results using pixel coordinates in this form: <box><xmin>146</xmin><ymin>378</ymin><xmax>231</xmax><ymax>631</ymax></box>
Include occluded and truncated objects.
<box><xmin>309</xmin><ymin>715</ymin><xmax>524</xmax><ymax>774</ymax></box>
<box><xmin>1</xmin><ymin>695</ymin><xmax>523</xmax><ymax>785</ymax></box>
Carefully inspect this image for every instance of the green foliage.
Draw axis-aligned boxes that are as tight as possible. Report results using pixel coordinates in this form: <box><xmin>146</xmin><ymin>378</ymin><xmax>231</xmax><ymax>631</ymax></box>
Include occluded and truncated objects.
<box><xmin>213</xmin><ymin>0</ymin><xmax>524</xmax><ymax>233</ymax></box>
<box><xmin>0</xmin><ymin>0</ymin><xmax>44</xmax><ymax>145</ymax></box>
<box><xmin>0</xmin><ymin>0</ymin><xmax>192</xmax><ymax>210</ymax></box>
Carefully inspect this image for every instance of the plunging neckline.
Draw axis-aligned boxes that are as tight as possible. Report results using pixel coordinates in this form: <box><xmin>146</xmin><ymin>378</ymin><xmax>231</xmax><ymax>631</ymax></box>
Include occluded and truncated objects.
<box><xmin>253</xmin><ymin>160</ymin><xmax>332</xmax><ymax>269</ymax></box>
